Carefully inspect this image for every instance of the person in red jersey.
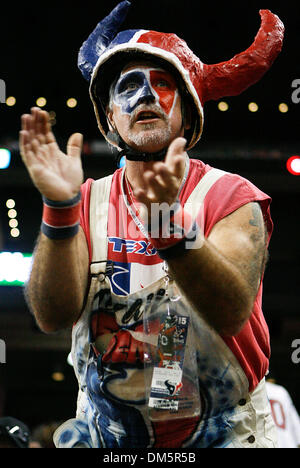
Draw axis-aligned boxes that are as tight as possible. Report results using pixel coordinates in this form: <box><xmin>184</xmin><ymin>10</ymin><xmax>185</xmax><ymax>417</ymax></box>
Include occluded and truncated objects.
<box><xmin>19</xmin><ymin>1</ymin><xmax>284</xmax><ymax>448</ymax></box>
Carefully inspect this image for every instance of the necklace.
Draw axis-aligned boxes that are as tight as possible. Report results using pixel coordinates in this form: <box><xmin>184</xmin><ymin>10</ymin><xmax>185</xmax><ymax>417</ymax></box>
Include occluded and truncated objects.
<box><xmin>122</xmin><ymin>168</ymin><xmax>149</xmax><ymax>239</ymax></box>
<box><xmin>124</xmin><ymin>172</ymin><xmax>140</xmax><ymax>216</ymax></box>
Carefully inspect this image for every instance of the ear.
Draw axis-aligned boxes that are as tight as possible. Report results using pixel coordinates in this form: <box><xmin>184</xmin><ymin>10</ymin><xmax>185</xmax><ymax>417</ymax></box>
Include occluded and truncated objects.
<box><xmin>106</xmin><ymin>107</ymin><xmax>116</xmax><ymax>132</ymax></box>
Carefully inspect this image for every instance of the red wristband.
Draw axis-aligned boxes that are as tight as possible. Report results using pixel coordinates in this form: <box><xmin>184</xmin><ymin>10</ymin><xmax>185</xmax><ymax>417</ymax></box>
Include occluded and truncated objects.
<box><xmin>41</xmin><ymin>193</ymin><xmax>81</xmax><ymax>239</ymax></box>
<box><xmin>148</xmin><ymin>201</ymin><xmax>194</xmax><ymax>251</ymax></box>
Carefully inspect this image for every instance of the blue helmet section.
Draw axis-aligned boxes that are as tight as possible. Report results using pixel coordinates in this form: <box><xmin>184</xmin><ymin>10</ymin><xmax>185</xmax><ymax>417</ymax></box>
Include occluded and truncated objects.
<box><xmin>78</xmin><ymin>1</ymin><xmax>132</xmax><ymax>81</ymax></box>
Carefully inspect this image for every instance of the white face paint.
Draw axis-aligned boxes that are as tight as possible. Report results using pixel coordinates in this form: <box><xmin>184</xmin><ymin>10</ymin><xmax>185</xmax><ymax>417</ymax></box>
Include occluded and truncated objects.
<box><xmin>112</xmin><ymin>66</ymin><xmax>179</xmax><ymax>118</ymax></box>
<box><xmin>108</xmin><ymin>64</ymin><xmax>184</xmax><ymax>153</ymax></box>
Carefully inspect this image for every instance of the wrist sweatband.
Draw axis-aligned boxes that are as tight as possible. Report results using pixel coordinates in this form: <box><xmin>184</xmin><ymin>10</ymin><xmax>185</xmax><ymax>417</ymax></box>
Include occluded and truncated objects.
<box><xmin>148</xmin><ymin>200</ymin><xmax>199</xmax><ymax>259</ymax></box>
<box><xmin>41</xmin><ymin>192</ymin><xmax>81</xmax><ymax>239</ymax></box>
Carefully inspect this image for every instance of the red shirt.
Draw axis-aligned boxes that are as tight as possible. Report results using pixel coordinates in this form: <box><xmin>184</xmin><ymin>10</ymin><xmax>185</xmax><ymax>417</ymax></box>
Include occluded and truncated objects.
<box><xmin>80</xmin><ymin>158</ymin><xmax>273</xmax><ymax>392</ymax></box>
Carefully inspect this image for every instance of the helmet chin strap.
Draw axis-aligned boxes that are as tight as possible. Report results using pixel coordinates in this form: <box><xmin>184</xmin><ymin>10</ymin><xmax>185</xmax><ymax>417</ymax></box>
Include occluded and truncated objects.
<box><xmin>113</xmin><ymin>134</ymin><xmax>168</xmax><ymax>166</ymax></box>
<box><xmin>118</xmin><ymin>144</ymin><xmax>168</xmax><ymax>163</ymax></box>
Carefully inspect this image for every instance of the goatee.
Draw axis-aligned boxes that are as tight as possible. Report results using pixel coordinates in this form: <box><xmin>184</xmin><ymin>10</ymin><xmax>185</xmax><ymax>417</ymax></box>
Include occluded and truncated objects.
<box><xmin>127</xmin><ymin>123</ymin><xmax>172</xmax><ymax>150</ymax></box>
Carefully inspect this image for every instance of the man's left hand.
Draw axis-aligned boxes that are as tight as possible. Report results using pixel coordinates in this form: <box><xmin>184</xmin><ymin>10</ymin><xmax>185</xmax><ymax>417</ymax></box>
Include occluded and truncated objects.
<box><xmin>133</xmin><ymin>137</ymin><xmax>187</xmax><ymax>215</ymax></box>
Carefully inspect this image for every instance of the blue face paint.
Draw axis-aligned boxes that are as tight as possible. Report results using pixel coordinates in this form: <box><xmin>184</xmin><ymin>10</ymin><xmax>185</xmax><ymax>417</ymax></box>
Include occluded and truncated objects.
<box><xmin>113</xmin><ymin>69</ymin><xmax>156</xmax><ymax>115</ymax></box>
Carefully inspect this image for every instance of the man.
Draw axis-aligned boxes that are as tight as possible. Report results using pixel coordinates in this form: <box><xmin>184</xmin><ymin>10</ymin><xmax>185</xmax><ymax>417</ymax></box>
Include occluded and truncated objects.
<box><xmin>19</xmin><ymin>1</ymin><xmax>284</xmax><ymax>448</ymax></box>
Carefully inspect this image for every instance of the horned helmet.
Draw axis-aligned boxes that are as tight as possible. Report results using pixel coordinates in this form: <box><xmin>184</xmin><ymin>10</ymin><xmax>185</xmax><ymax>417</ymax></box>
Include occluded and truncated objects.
<box><xmin>78</xmin><ymin>1</ymin><xmax>284</xmax><ymax>157</ymax></box>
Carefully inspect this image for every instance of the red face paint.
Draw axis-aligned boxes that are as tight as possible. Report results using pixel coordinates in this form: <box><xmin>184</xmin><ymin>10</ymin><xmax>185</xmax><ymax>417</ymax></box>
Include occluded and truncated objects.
<box><xmin>149</xmin><ymin>70</ymin><xmax>178</xmax><ymax>116</ymax></box>
<box><xmin>113</xmin><ymin>67</ymin><xmax>178</xmax><ymax>117</ymax></box>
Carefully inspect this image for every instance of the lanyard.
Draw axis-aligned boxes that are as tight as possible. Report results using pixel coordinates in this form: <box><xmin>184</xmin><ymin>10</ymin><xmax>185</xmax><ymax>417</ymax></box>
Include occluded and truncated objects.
<box><xmin>121</xmin><ymin>155</ymin><xmax>190</xmax><ymax>241</ymax></box>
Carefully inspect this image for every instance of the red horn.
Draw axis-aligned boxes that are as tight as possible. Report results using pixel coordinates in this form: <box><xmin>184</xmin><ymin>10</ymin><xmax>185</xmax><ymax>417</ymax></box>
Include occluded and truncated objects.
<box><xmin>202</xmin><ymin>10</ymin><xmax>284</xmax><ymax>103</ymax></box>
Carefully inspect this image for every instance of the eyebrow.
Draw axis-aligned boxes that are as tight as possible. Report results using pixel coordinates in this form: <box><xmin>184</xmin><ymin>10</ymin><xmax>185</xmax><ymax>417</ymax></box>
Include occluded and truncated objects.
<box><xmin>118</xmin><ymin>68</ymin><xmax>175</xmax><ymax>88</ymax></box>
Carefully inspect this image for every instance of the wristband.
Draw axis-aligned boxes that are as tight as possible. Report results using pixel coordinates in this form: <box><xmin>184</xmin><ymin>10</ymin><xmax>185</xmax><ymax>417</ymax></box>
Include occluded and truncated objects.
<box><xmin>148</xmin><ymin>200</ymin><xmax>199</xmax><ymax>258</ymax></box>
<box><xmin>41</xmin><ymin>192</ymin><xmax>81</xmax><ymax>240</ymax></box>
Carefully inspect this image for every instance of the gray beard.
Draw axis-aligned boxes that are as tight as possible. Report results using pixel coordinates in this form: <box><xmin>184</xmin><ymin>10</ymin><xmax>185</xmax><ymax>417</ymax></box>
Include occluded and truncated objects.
<box><xmin>126</xmin><ymin>122</ymin><xmax>172</xmax><ymax>151</ymax></box>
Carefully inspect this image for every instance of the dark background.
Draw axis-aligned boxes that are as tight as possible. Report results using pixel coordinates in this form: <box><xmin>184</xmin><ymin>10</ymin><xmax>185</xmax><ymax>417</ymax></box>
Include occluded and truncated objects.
<box><xmin>0</xmin><ymin>0</ymin><xmax>299</xmax><ymax>437</ymax></box>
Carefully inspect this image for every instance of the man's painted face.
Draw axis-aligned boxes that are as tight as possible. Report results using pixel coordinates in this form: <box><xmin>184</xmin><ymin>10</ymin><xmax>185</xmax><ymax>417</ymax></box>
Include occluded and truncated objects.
<box><xmin>112</xmin><ymin>66</ymin><xmax>178</xmax><ymax>117</ymax></box>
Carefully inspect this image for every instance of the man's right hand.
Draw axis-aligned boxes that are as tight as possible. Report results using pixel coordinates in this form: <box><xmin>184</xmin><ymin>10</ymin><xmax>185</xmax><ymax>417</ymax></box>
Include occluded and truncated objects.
<box><xmin>19</xmin><ymin>107</ymin><xmax>83</xmax><ymax>201</ymax></box>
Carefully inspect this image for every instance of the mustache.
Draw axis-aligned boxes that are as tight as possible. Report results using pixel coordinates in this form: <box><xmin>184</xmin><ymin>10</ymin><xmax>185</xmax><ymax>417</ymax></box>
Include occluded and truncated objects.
<box><xmin>129</xmin><ymin>104</ymin><xmax>168</xmax><ymax>128</ymax></box>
